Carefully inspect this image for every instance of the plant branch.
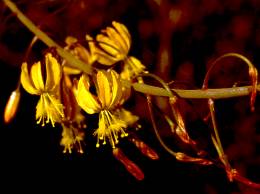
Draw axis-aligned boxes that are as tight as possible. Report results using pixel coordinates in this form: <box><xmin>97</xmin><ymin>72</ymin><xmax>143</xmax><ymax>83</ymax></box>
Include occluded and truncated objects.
<box><xmin>3</xmin><ymin>0</ymin><xmax>260</xmax><ymax>100</ymax></box>
<box><xmin>132</xmin><ymin>82</ymin><xmax>259</xmax><ymax>99</ymax></box>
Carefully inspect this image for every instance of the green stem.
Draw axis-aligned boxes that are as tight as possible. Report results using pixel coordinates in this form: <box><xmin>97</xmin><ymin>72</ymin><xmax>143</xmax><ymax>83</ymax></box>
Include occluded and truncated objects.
<box><xmin>3</xmin><ymin>0</ymin><xmax>260</xmax><ymax>99</ymax></box>
<box><xmin>132</xmin><ymin>82</ymin><xmax>259</xmax><ymax>99</ymax></box>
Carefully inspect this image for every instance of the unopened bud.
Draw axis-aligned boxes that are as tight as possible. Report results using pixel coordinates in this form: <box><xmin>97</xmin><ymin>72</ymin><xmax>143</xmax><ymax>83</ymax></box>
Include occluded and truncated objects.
<box><xmin>4</xmin><ymin>90</ymin><xmax>20</xmax><ymax>123</ymax></box>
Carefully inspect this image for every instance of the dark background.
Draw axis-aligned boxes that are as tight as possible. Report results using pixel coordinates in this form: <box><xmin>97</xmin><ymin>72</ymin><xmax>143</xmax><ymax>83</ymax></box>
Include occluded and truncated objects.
<box><xmin>1</xmin><ymin>0</ymin><xmax>260</xmax><ymax>193</ymax></box>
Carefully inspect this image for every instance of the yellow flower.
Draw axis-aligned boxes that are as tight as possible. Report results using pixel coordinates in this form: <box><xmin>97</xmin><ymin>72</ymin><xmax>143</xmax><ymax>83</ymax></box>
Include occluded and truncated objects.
<box><xmin>20</xmin><ymin>53</ymin><xmax>64</xmax><ymax>127</ymax></box>
<box><xmin>76</xmin><ymin>70</ymin><xmax>128</xmax><ymax>148</ymax></box>
<box><xmin>60</xmin><ymin>124</ymin><xmax>85</xmax><ymax>154</ymax></box>
<box><xmin>95</xmin><ymin>21</ymin><xmax>131</xmax><ymax>65</ymax></box>
<box><xmin>120</xmin><ymin>56</ymin><xmax>146</xmax><ymax>80</ymax></box>
<box><xmin>95</xmin><ymin>21</ymin><xmax>146</xmax><ymax>79</ymax></box>
<box><xmin>64</xmin><ymin>35</ymin><xmax>97</xmax><ymax>74</ymax></box>
<box><xmin>95</xmin><ymin>110</ymin><xmax>127</xmax><ymax>148</ymax></box>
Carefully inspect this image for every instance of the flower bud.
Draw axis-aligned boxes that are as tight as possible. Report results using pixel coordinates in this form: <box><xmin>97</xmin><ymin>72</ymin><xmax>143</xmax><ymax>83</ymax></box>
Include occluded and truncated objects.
<box><xmin>4</xmin><ymin>90</ymin><xmax>20</xmax><ymax>123</ymax></box>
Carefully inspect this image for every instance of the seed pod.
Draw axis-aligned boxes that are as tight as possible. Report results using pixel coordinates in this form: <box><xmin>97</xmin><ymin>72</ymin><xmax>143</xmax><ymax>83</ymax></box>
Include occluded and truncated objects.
<box><xmin>129</xmin><ymin>137</ymin><xmax>159</xmax><ymax>160</ymax></box>
<box><xmin>113</xmin><ymin>148</ymin><xmax>144</xmax><ymax>180</ymax></box>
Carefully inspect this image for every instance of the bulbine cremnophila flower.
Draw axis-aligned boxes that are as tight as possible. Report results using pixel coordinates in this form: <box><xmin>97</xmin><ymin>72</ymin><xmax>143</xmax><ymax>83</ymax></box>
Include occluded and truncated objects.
<box><xmin>20</xmin><ymin>53</ymin><xmax>64</xmax><ymax>127</ymax></box>
<box><xmin>60</xmin><ymin>123</ymin><xmax>85</xmax><ymax>154</ymax></box>
<box><xmin>96</xmin><ymin>21</ymin><xmax>131</xmax><ymax>65</ymax></box>
<box><xmin>4</xmin><ymin>89</ymin><xmax>20</xmax><ymax>124</ymax></box>
<box><xmin>95</xmin><ymin>21</ymin><xmax>146</xmax><ymax>79</ymax></box>
<box><xmin>76</xmin><ymin>70</ymin><xmax>128</xmax><ymax>148</ymax></box>
<box><xmin>59</xmin><ymin>75</ymin><xmax>86</xmax><ymax>154</ymax></box>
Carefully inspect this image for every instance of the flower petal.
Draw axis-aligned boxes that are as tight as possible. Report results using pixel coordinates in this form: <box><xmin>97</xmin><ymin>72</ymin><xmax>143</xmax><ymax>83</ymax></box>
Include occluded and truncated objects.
<box><xmin>95</xmin><ymin>48</ymin><xmax>118</xmax><ymax>65</ymax></box>
<box><xmin>76</xmin><ymin>75</ymin><xmax>101</xmax><ymax>114</ymax></box>
<box><xmin>20</xmin><ymin>62</ymin><xmax>39</xmax><ymax>95</ymax></box>
<box><xmin>125</xmin><ymin>56</ymin><xmax>146</xmax><ymax>75</ymax></box>
<box><xmin>112</xmin><ymin>21</ymin><xmax>131</xmax><ymax>52</ymax></box>
<box><xmin>106</xmin><ymin>26</ymin><xmax>128</xmax><ymax>55</ymax></box>
<box><xmin>86</xmin><ymin>35</ymin><xmax>97</xmax><ymax>62</ymax></box>
<box><xmin>63</xmin><ymin>66</ymin><xmax>81</xmax><ymax>75</ymax></box>
<box><xmin>96</xmin><ymin>34</ymin><xmax>119</xmax><ymax>57</ymax></box>
<box><xmin>109</xmin><ymin>70</ymin><xmax>122</xmax><ymax>108</ymax></box>
<box><xmin>45</xmin><ymin>53</ymin><xmax>61</xmax><ymax>91</ymax></box>
<box><xmin>97</xmin><ymin>71</ymin><xmax>112</xmax><ymax>108</ymax></box>
<box><xmin>31</xmin><ymin>61</ymin><xmax>45</xmax><ymax>91</ymax></box>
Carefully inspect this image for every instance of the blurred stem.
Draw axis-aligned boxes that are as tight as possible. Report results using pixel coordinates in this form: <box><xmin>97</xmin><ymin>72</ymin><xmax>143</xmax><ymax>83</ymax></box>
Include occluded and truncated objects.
<box><xmin>3</xmin><ymin>0</ymin><xmax>260</xmax><ymax>99</ymax></box>
<box><xmin>3</xmin><ymin>0</ymin><xmax>92</xmax><ymax>75</ymax></box>
<box><xmin>208</xmin><ymin>98</ymin><xmax>233</xmax><ymax>180</ymax></box>
<box><xmin>208</xmin><ymin>99</ymin><xmax>223</xmax><ymax>152</ymax></box>
<box><xmin>147</xmin><ymin>95</ymin><xmax>177</xmax><ymax>157</ymax></box>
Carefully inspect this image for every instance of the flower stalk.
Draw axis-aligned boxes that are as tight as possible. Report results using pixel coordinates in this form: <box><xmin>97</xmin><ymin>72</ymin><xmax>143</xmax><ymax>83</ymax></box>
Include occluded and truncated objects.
<box><xmin>2</xmin><ymin>0</ymin><xmax>260</xmax><ymax>187</ymax></box>
<box><xmin>3</xmin><ymin>0</ymin><xmax>260</xmax><ymax>100</ymax></box>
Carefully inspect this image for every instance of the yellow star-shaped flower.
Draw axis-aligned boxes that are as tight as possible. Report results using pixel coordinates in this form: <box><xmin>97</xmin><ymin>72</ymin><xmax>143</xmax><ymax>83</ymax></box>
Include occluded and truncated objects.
<box><xmin>95</xmin><ymin>21</ymin><xmax>146</xmax><ymax>79</ymax></box>
<box><xmin>20</xmin><ymin>53</ymin><xmax>64</xmax><ymax>127</ymax></box>
<box><xmin>76</xmin><ymin>70</ymin><xmax>128</xmax><ymax>148</ymax></box>
<box><xmin>96</xmin><ymin>21</ymin><xmax>131</xmax><ymax>66</ymax></box>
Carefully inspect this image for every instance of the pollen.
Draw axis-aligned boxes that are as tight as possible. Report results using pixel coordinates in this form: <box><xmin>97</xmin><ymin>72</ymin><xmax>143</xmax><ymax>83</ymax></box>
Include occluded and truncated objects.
<box><xmin>36</xmin><ymin>93</ymin><xmax>64</xmax><ymax>127</ymax></box>
<box><xmin>94</xmin><ymin>110</ymin><xmax>127</xmax><ymax>148</ymax></box>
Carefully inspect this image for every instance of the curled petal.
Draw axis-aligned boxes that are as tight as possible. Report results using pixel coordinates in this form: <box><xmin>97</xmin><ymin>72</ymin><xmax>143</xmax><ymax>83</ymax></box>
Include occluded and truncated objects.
<box><xmin>31</xmin><ymin>61</ymin><xmax>44</xmax><ymax>91</ymax></box>
<box><xmin>77</xmin><ymin>75</ymin><xmax>101</xmax><ymax>114</ymax></box>
<box><xmin>249</xmin><ymin>67</ymin><xmax>258</xmax><ymax>112</ymax></box>
<box><xmin>109</xmin><ymin>70</ymin><xmax>122</xmax><ymax>108</ymax></box>
<box><xmin>97</xmin><ymin>34</ymin><xmax>119</xmax><ymax>57</ymax></box>
<box><xmin>95</xmin><ymin>48</ymin><xmax>118</xmax><ymax>65</ymax></box>
<box><xmin>45</xmin><ymin>53</ymin><xmax>61</xmax><ymax>91</ymax></box>
<box><xmin>20</xmin><ymin>62</ymin><xmax>39</xmax><ymax>95</ymax></box>
<box><xmin>96</xmin><ymin>21</ymin><xmax>131</xmax><ymax>66</ymax></box>
<box><xmin>86</xmin><ymin>35</ymin><xmax>97</xmax><ymax>64</ymax></box>
<box><xmin>63</xmin><ymin>66</ymin><xmax>81</xmax><ymax>75</ymax></box>
<box><xmin>106</xmin><ymin>26</ymin><xmax>128</xmax><ymax>54</ymax></box>
<box><xmin>97</xmin><ymin>71</ymin><xmax>111</xmax><ymax>108</ymax></box>
<box><xmin>113</xmin><ymin>148</ymin><xmax>144</xmax><ymax>180</ymax></box>
<box><xmin>112</xmin><ymin>21</ymin><xmax>131</xmax><ymax>52</ymax></box>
